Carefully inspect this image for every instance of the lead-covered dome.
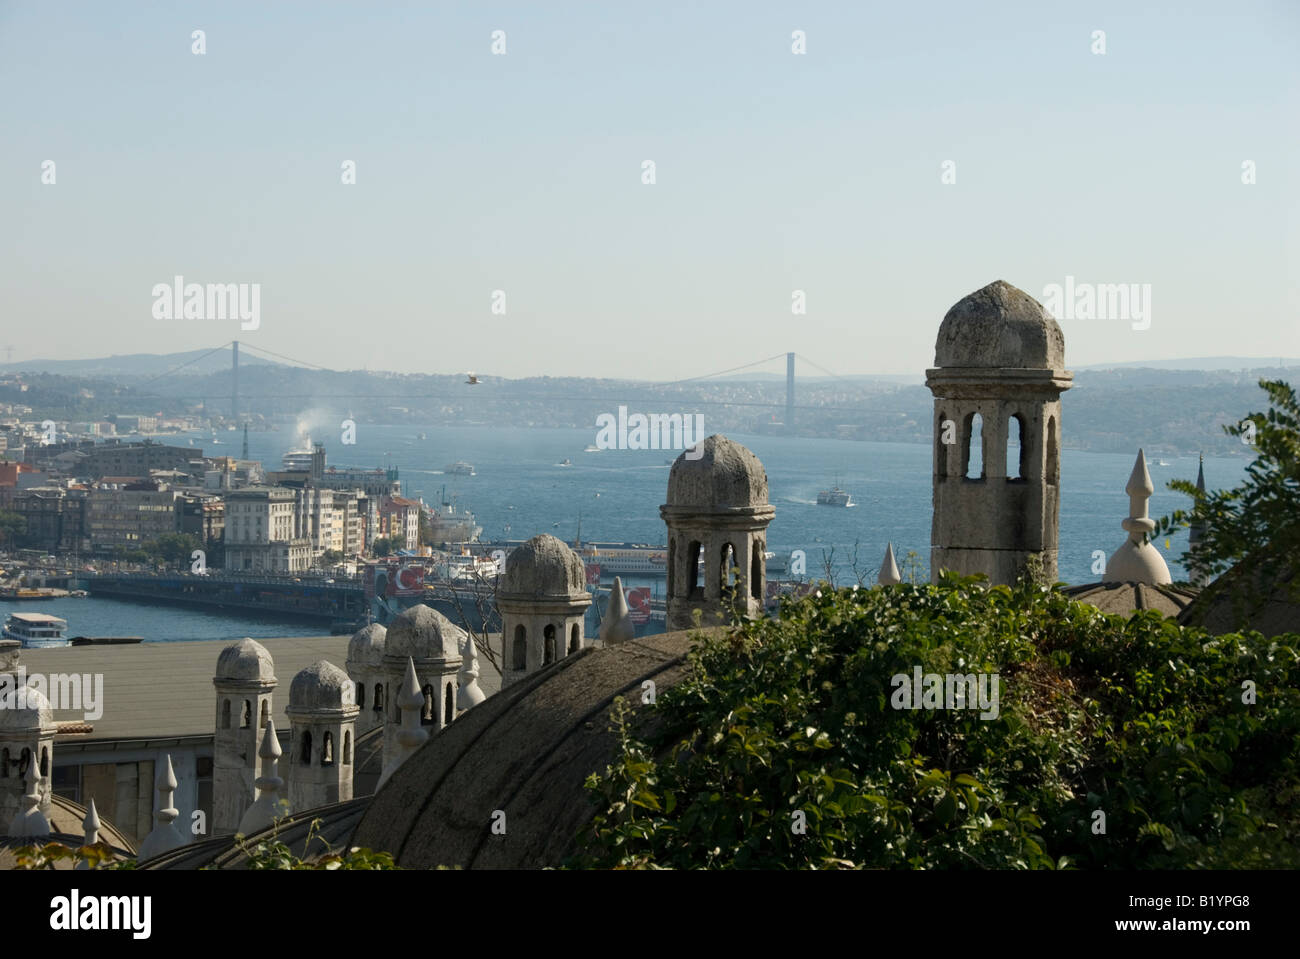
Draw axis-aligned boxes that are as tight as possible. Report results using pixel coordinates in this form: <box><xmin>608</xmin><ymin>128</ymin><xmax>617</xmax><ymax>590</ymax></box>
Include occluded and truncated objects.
<box><xmin>935</xmin><ymin>280</ymin><xmax>1065</xmax><ymax>370</ymax></box>
<box><xmin>665</xmin><ymin>434</ymin><xmax>768</xmax><ymax>510</ymax></box>
<box><xmin>502</xmin><ymin>534</ymin><xmax>586</xmax><ymax>598</ymax></box>
<box><xmin>0</xmin><ymin>683</ymin><xmax>54</xmax><ymax>731</ymax></box>
<box><xmin>288</xmin><ymin>660</ymin><xmax>354</xmax><ymax>711</ymax></box>
<box><xmin>347</xmin><ymin>623</ymin><xmax>387</xmax><ymax>668</ymax></box>
<box><xmin>215</xmin><ymin>638</ymin><xmax>275</xmax><ymax>683</ymax></box>
<box><xmin>386</xmin><ymin>604</ymin><xmax>465</xmax><ymax>662</ymax></box>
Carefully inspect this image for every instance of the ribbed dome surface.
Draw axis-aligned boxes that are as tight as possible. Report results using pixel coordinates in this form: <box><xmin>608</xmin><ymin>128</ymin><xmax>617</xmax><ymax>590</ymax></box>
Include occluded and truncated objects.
<box><xmin>665</xmin><ymin>435</ymin><xmax>768</xmax><ymax>510</ymax></box>
<box><xmin>347</xmin><ymin>623</ymin><xmax>387</xmax><ymax>667</ymax></box>
<box><xmin>502</xmin><ymin>534</ymin><xmax>586</xmax><ymax>598</ymax></box>
<box><xmin>289</xmin><ymin>660</ymin><xmax>354</xmax><ymax>710</ymax></box>
<box><xmin>215</xmin><ymin>638</ymin><xmax>275</xmax><ymax>682</ymax></box>
<box><xmin>386</xmin><ymin>605</ymin><xmax>466</xmax><ymax>661</ymax></box>
<box><xmin>934</xmin><ymin>280</ymin><xmax>1065</xmax><ymax>370</ymax></box>
<box><xmin>0</xmin><ymin>683</ymin><xmax>54</xmax><ymax>731</ymax></box>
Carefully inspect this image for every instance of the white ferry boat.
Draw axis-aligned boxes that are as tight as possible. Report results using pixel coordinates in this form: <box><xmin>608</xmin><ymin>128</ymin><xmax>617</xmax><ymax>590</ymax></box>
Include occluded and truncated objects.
<box><xmin>3</xmin><ymin>612</ymin><xmax>70</xmax><ymax>648</ymax></box>
<box><xmin>445</xmin><ymin>461</ymin><xmax>476</xmax><ymax>476</ymax></box>
<box><xmin>817</xmin><ymin>486</ymin><xmax>855</xmax><ymax>507</ymax></box>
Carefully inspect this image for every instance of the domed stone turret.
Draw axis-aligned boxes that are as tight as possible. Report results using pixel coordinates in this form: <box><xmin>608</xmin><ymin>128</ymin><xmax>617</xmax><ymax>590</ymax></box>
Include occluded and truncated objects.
<box><xmin>380</xmin><ymin>605</ymin><xmax>467</xmax><ymax>757</ymax></box>
<box><xmin>661</xmin><ymin>434</ymin><xmax>774</xmax><ymax>631</ymax></box>
<box><xmin>386</xmin><ymin>605</ymin><xmax>465</xmax><ymax>663</ymax></box>
<box><xmin>215</xmin><ymin>638</ymin><xmax>275</xmax><ymax>683</ymax></box>
<box><xmin>935</xmin><ymin>279</ymin><xmax>1065</xmax><ymax>370</ymax></box>
<box><xmin>286</xmin><ymin>660</ymin><xmax>359</xmax><ymax>813</ymax></box>
<box><xmin>212</xmin><ymin>638</ymin><xmax>278</xmax><ymax>836</ymax></box>
<box><xmin>345</xmin><ymin>623</ymin><xmax>386</xmax><ymax>735</ymax></box>
<box><xmin>499</xmin><ymin>535</ymin><xmax>592</xmax><ymax>689</ymax></box>
<box><xmin>665</xmin><ymin>435</ymin><xmax>768</xmax><ymax>510</ymax></box>
<box><xmin>502</xmin><ymin>534</ymin><xmax>587</xmax><ymax>599</ymax></box>
<box><xmin>0</xmin><ymin>682</ymin><xmax>56</xmax><ymax>827</ymax></box>
<box><xmin>926</xmin><ymin>280</ymin><xmax>1073</xmax><ymax>585</ymax></box>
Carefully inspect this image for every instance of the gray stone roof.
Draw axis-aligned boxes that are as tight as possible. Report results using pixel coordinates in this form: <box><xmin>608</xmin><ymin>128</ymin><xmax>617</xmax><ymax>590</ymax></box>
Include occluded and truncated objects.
<box><xmin>346</xmin><ymin>623</ymin><xmax>386</xmax><ymax>668</ymax></box>
<box><xmin>665</xmin><ymin>434</ymin><xmax>768</xmax><ymax>511</ymax></box>
<box><xmin>350</xmin><ymin>628</ymin><xmax>719</xmax><ymax>869</ymax></box>
<box><xmin>288</xmin><ymin>660</ymin><xmax>353</xmax><ymax>711</ymax></box>
<box><xmin>502</xmin><ymin>534</ymin><xmax>587</xmax><ymax>599</ymax></box>
<box><xmin>935</xmin><ymin>280</ymin><xmax>1065</xmax><ymax>370</ymax></box>
<box><xmin>0</xmin><ymin>683</ymin><xmax>54</xmax><ymax>732</ymax></box>
<box><xmin>1065</xmin><ymin>582</ymin><xmax>1199</xmax><ymax>618</ymax></box>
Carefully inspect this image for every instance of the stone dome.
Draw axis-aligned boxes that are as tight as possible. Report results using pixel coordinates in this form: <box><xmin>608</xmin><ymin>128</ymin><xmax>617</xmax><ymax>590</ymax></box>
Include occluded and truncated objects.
<box><xmin>502</xmin><ymin>534</ymin><xmax>586</xmax><ymax>598</ymax></box>
<box><xmin>385</xmin><ymin>604</ymin><xmax>466</xmax><ymax>662</ymax></box>
<box><xmin>1105</xmin><ymin>539</ymin><xmax>1172</xmax><ymax>585</ymax></box>
<box><xmin>0</xmin><ymin>683</ymin><xmax>54</xmax><ymax>732</ymax></box>
<box><xmin>347</xmin><ymin>623</ymin><xmax>387</xmax><ymax>668</ymax></box>
<box><xmin>215</xmin><ymin>638</ymin><xmax>275</xmax><ymax>683</ymax></box>
<box><xmin>665</xmin><ymin>434</ymin><xmax>768</xmax><ymax>510</ymax></box>
<box><xmin>934</xmin><ymin>280</ymin><xmax>1065</xmax><ymax>370</ymax></box>
<box><xmin>288</xmin><ymin>660</ymin><xmax>354</xmax><ymax>711</ymax></box>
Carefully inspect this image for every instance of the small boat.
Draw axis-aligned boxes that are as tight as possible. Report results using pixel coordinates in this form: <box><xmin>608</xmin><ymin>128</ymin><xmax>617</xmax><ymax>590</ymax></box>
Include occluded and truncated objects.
<box><xmin>418</xmin><ymin>432</ymin><xmax>428</xmax><ymax>441</ymax></box>
<box><xmin>817</xmin><ymin>487</ymin><xmax>855</xmax><ymax>507</ymax></box>
<box><xmin>556</xmin><ymin>458</ymin><xmax>572</xmax><ymax>467</ymax></box>
<box><xmin>3</xmin><ymin>612</ymin><xmax>69</xmax><ymax>648</ymax></box>
<box><xmin>583</xmin><ymin>445</ymin><xmax>601</xmax><ymax>453</ymax></box>
<box><xmin>1156</xmin><ymin>459</ymin><xmax>1172</xmax><ymax>467</ymax></box>
<box><xmin>446</xmin><ymin>461</ymin><xmax>476</xmax><ymax>476</ymax></box>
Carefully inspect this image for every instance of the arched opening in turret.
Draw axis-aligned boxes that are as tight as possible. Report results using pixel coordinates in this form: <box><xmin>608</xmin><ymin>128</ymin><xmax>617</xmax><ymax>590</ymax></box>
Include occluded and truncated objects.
<box><xmin>688</xmin><ymin>540</ymin><xmax>703</xmax><ymax>598</ymax></box>
<box><xmin>569</xmin><ymin>623</ymin><xmax>580</xmax><ymax>653</ymax></box>
<box><xmin>40</xmin><ymin>747</ymin><xmax>48</xmax><ymax>777</ymax></box>
<box><xmin>1</xmin><ymin>748</ymin><xmax>8</xmax><ymax>777</ymax></box>
<box><xmin>751</xmin><ymin>544</ymin><xmax>762</xmax><ymax>600</ymax></box>
<box><xmin>421</xmin><ymin>684</ymin><xmax>434</xmax><ymax>725</ymax></box>
<box><xmin>1007</xmin><ymin>413</ymin><xmax>1026</xmax><ymax>481</ymax></box>
<box><xmin>543</xmin><ymin>624</ymin><xmax>556</xmax><ymax>665</ymax></box>
<box><xmin>17</xmin><ymin>747</ymin><xmax>31</xmax><ymax>777</ymax></box>
<box><xmin>667</xmin><ymin>539</ymin><xmax>676</xmax><ymax>599</ymax></box>
<box><xmin>300</xmin><ymin>731</ymin><xmax>312</xmax><ymax>765</ymax></box>
<box><xmin>1046</xmin><ymin>416</ymin><xmax>1059</xmax><ymax>486</ymax></box>
<box><xmin>445</xmin><ymin>683</ymin><xmax>454</xmax><ymax>724</ymax></box>
<box><xmin>356</xmin><ymin>683</ymin><xmax>365</xmax><ymax>709</ymax></box>
<box><xmin>720</xmin><ymin>542</ymin><xmax>736</xmax><ymax>597</ymax></box>
<box><xmin>260</xmin><ymin>700</ymin><xmax>270</xmax><ymax>728</ymax></box>
<box><xmin>512</xmin><ymin>625</ymin><xmax>527</xmax><ymax>670</ymax></box>
<box><xmin>322</xmin><ymin>731</ymin><xmax>334</xmax><ymax>766</ymax></box>
<box><xmin>221</xmin><ymin>699</ymin><xmax>231</xmax><ymax>729</ymax></box>
<box><xmin>342</xmin><ymin>732</ymin><xmax>352</xmax><ymax>765</ymax></box>
<box><xmin>373</xmin><ymin>684</ymin><xmax>384</xmax><ymax>713</ymax></box>
<box><xmin>240</xmin><ymin>700</ymin><xmax>251</xmax><ymax>729</ymax></box>
<box><xmin>963</xmin><ymin>412</ymin><xmax>984</xmax><ymax>480</ymax></box>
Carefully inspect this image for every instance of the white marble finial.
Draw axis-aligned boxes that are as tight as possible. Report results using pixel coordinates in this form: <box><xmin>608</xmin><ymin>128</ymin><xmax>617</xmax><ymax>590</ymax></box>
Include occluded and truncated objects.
<box><xmin>1104</xmin><ymin>449</ymin><xmax>1171</xmax><ymax>586</ymax></box>
<box><xmin>377</xmin><ymin>657</ymin><xmax>430</xmax><ymax>790</ymax></box>
<box><xmin>83</xmin><ymin>798</ymin><xmax>101</xmax><ymax>845</ymax></box>
<box><xmin>599</xmin><ymin>576</ymin><xmax>635</xmax><ymax>644</ymax></box>
<box><xmin>237</xmin><ymin>720</ymin><xmax>287</xmax><ymax>836</ymax></box>
<box><xmin>137</xmin><ymin>754</ymin><xmax>186</xmax><ymax>860</ymax></box>
<box><xmin>456</xmin><ymin>634</ymin><xmax>486</xmax><ymax>711</ymax></box>
<box><xmin>877</xmin><ymin>543</ymin><xmax>902</xmax><ymax>586</ymax></box>
<box><xmin>7</xmin><ymin>756</ymin><xmax>50</xmax><ymax>839</ymax></box>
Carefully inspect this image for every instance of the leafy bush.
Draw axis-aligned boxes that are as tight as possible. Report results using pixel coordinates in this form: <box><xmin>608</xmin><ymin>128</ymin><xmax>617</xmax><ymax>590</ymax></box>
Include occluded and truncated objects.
<box><xmin>573</xmin><ymin>574</ymin><xmax>1300</xmax><ymax>869</ymax></box>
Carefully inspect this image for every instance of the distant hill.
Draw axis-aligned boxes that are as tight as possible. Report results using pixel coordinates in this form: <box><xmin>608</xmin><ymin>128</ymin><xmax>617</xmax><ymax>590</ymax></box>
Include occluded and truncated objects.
<box><xmin>1078</xmin><ymin>357</ymin><xmax>1300</xmax><ymax>371</ymax></box>
<box><xmin>0</xmin><ymin>348</ymin><xmax>281</xmax><ymax>378</ymax></box>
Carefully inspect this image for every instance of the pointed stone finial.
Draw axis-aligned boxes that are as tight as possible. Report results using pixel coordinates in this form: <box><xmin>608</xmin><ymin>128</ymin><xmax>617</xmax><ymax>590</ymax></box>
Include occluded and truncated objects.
<box><xmin>83</xmin><ymin>797</ymin><xmax>101</xmax><ymax>845</ymax></box>
<box><xmin>237</xmin><ymin>721</ymin><xmax>287</xmax><ymax>836</ymax></box>
<box><xmin>377</xmin><ymin>657</ymin><xmax>429</xmax><ymax>790</ymax></box>
<box><xmin>1189</xmin><ymin>454</ymin><xmax>1207</xmax><ymax>547</ymax></box>
<box><xmin>599</xmin><ymin>576</ymin><xmax>635</xmax><ymax>644</ymax></box>
<box><xmin>7</xmin><ymin>756</ymin><xmax>50</xmax><ymax>838</ymax></box>
<box><xmin>456</xmin><ymin>634</ymin><xmax>486</xmax><ymax>711</ymax></box>
<box><xmin>877</xmin><ymin>543</ymin><xmax>902</xmax><ymax>586</ymax></box>
<box><xmin>1103</xmin><ymin>450</ymin><xmax>1171</xmax><ymax>585</ymax></box>
<box><xmin>137</xmin><ymin>754</ymin><xmax>186</xmax><ymax>860</ymax></box>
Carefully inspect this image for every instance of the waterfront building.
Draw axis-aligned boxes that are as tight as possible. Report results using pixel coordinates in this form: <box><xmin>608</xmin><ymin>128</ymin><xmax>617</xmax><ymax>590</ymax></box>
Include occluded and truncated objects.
<box><xmin>85</xmin><ymin>480</ymin><xmax>180</xmax><ymax>556</ymax></box>
<box><xmin>378</xmin><ymin>495</ymin><xmax>421</xmax><ymax>550</ymax></box>
<box><xmin>223</xmin><ymin>487</ymin><xmax>312</xmax><ymax>573</ymax></box>
<box><xmin>79</xmin><ymin>440</ymin><xmax>192</xmax><ymax>480</ymax></box>
<box><xmin>6</xmin><ymin>486</ymin><xmax>86</xmax><ymax>553</ymax></box>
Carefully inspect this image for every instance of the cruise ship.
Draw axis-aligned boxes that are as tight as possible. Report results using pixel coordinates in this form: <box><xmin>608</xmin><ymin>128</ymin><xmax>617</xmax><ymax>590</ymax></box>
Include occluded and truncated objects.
<box><xmin>445</xmin><ymin>461</ymin><xmax>476</xmax><ymax>476</ymax></box>
<box><xmin>425</xmin><ymin>487</ymin><xmax>483</xmax><ymax>543</ymax></box>
<box><xmin>282</xmin><ymin>434</ymin><xmax>316</xmax><ymax>472</ymax></box>
<box><xmin>817</xmin><ymin>486</ymin><xmax>855</xmax><ymax>507</ymax></box>
<box><xmin>575</xmin><ymin>543</ymin><xmax>668</xmax><ymax>577</ymax></box>
<box><xmin>3</xmin><ymin>612</ymin><xmax>69</xmax><ymax>648</ymax></box>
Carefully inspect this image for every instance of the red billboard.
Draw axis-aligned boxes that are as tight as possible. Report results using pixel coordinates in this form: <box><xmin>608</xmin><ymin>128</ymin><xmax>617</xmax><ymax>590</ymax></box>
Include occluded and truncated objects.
<box><xmin>627</xmin><ymin>587</ymin><xmax>651</xmax><ymax>625</ymax></box>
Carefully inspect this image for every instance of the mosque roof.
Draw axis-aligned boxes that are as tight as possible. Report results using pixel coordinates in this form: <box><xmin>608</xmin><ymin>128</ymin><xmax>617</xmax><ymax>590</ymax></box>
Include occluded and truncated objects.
<box><xmin>501</xmin><ymin>534</ymin><xmax>588</xmax><ymax>599</ymax></box>
<box><xmin>934</xmin><ymin>280</ymin><xmax>1066</xmax><ymax>370</ymax></box>
<box><xmin>664</xmin><ymin>435</ymin><xmax>769</xmax><ymax>512</ymax></box>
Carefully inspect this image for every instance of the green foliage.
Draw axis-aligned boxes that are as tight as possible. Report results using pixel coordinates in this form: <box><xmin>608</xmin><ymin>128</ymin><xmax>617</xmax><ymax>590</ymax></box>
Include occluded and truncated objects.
<box><xmin>572</xmin><ymin>575</ymin><xmax>1300</xmax><ymax>869</ymax></box>
<box><xmin>141</xmin><ymin>532</ymin><xmax>203</xmax><ymax>569</ymax></box>
<box><xmin>235</xmin><ymin>817</ymin><xmax>399</xmax><ymax>870</ymax></box>
<box><xmin>12</xmin><ymin>841</ymin><xmax>136</xmax><ymax>870</ymax></box>
<box><xmin>372</xmin><ymin>537</ymin><xmax>393</xmax><ymax>558</ymax></box>
<box><xmin>0</xmin><ymin>509</ymin><xmax>26</xmax><ymax>547</ymax></box>
<box><xmin>1152</xmin><ymin>379</ymin><xmax>1300</xmax><ymax>616</ymax></box>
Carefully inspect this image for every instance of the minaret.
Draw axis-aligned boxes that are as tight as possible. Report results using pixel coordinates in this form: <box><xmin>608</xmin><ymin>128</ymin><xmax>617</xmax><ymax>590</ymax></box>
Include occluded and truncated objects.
<box><xmin>877</xmin><ymin>543</ymin><xmax>902</xmax><ymax>586</ymax></box>
<box><xmin>497</xmin><ymin>535</ymin><xmax>592</xmax><ymax>688</ymax></box>
<box><xmin>1103</xmin><ymin>450</ymin><xmax>1172</xmax><ymax>585</ymax></box>
<box><xmin>137</xmin><ymin>755</ymin><xmax>186</xmax><ymax>860</ymax></box>
<box><xmin>238</xmin><ymin>720</ymin><xmax>287</xmax><ymax>836</ymax></box>
<box><xmin>455</xmin><ymin>634</ymin><xmax>486</xmax><ymax>711</ymax></box>
<box><xmin>927</xmin><ymin>281</ymin><xmax>1073</xmax><ymax>584</ymax></box>
<box><xmin>1188</xmin><ymin>454</ymin><xmax>1208</xmax><ymax>587</ymax></box>
<box><xmin>599</xmin><ymin>576</ymin><xmax>635</xmax><ymax>643</ymax></box>
<box><xmin>285</xmin><ymin>661</ymin><xmax>360</xmax><ymax>812</ymax></box>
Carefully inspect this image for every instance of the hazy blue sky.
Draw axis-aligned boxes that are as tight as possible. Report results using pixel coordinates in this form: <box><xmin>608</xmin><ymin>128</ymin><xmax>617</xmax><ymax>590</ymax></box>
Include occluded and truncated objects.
<box><xmin>2</xmin><ymin>1</ymin><xmax>1297</xmax><ymax>379</ymax></box>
